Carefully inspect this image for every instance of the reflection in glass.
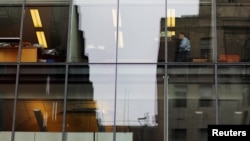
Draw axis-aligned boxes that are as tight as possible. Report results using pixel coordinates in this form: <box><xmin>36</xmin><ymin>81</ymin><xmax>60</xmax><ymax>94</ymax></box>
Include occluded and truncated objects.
<box><xmin>74</xmin><ymin>1</ymin><xmax>117</xmax><ymax>63</ymax></box>
<box><xmin>67</xmin><ymin>64</ymin><xmax>116</xmax><ymax>132</ymax></box>
<box><xmin>216</xmin><ymin>1</ymin><xmax>250</xmax><ymax>62</ymax></box>
<box><xmin>118</xmin><ymin>1</ymin><xmax>164</xmax><ymax>63</ymax></box>
<box><xmin>168</xmin><ymin>65</ymin><xmax>215</xmax><ymax>141</ymax></box>
<box><xmin>69</xmin><ymin>5</ymin><xmax>86</xmax><ymax>62</ymax></box>
<box><xmin>0</xmin><ymin>65</ymin><xmax>16</xmax><ymax>131</ymax></box>
<box><xmin>167</xmin><ymin>0</ymin><xmax>213</xmax><ymax>62</ymax></box>
<box><xmin>0</xmin><ymin>1</ymin><xmax>23</xmax><ymax>37</ymax></box>
<box><xmin>66</xmin><ymin>65</ymin><xmax>96</xmax><ymax>132</ymax></box>
<box><xmin>16</xmin><ymin>65</ymin><xmax>65</xmax><ymax>131</ymax></box>
<box><xmin>90</xmin><ymin>65</ymin><xmax>116</xmax><ymax>131</ymax></box>
<box><xmin>74</xmin><ymin>0</ymin><xmax>164</xmax><ymax>63</ymax></box>
<box><xmin>22</xmin><ymin>4</ymin><xmax>70</xmax><ymax>63</ymax></box>
<box><xmin>218</xmin><ymin>65</ymin><xmax>250</xmax><ymax>124</ymax></box>
<box><xmin>0</xmin><ymin>1</ymin><xmax>23</xmax><ymax>63</ymax></box>
<box><xmin>115</xmin><ymin>64</ymin><xmax>164</xmax><ymax>141</ymax></box>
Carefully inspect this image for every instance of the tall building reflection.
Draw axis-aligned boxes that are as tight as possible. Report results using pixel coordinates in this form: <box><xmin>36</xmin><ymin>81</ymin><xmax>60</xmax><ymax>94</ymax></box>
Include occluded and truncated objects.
<box><xmin>66</xmin><ymin>5</ymin><xmax>96</xmax><ymax>132</ymax></box>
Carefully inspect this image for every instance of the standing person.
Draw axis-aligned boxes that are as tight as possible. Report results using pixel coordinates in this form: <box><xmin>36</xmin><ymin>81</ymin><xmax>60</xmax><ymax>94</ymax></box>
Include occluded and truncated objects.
<box><xmin>177</xmin><ymin>32</ymin><xmax>191</xmax><ymax>62</ymax></box>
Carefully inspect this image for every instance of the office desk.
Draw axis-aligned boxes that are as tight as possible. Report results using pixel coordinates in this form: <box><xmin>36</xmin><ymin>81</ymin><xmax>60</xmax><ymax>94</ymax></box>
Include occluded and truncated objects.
<box><xmin>0</xmin><ymin>47</ymin><xmax>38</xmax><ymax>62</ymax></box>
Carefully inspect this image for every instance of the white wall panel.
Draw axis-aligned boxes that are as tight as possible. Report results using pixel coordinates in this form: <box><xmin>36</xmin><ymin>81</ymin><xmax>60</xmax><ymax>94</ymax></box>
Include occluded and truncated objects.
<box><xmin>0</xmin><ymin>132</ymin><xmax>11</xmax><ymax>141</ymax></box>
<box><xmin>67</xmin><ymin>132</ymin><xmax>94</xmax><ymax>141</ymax></box>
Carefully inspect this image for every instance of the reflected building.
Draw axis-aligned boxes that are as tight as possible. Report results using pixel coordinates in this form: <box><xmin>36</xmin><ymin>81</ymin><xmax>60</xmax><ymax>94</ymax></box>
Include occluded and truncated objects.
<box><xmin>160</xmin><ymin>1</ymin><xmax>250</xmax><ymax>141</ymax></box>
<box><xmin>1</xmin><ymin>0</ymin><xmax>250</xmax><ymax>141</ymax></box>
<box><xmin>166</xmin><ymin>0</ymin><xmax>250</xmax><ymax>62</ymax></box>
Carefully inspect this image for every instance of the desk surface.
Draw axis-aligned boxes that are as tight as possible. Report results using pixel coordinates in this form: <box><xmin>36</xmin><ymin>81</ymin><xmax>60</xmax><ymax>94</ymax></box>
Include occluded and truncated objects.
<box><xmin>0</xmin><ymin>47</ymin><xmax>38</xmax><ymax>62</ymax></box>
<box><xmin>0</xmin><ymin>46</ymin><xmax>39</xmax><ymax>49</ymax></box>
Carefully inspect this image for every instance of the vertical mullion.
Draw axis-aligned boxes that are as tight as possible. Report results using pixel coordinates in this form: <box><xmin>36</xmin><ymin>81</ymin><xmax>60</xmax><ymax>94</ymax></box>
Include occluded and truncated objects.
<box><xmin>62</xmin><ymin>64</ymin><xmax>69</xmax><ymax>141</ymax></box>
<box><xmin>211</xmin><ymin>0</ymin><xmax>219</xmax><ymax>125</ymax></box>
<box><xmin>66</xmin><ymin>0</ymin><xmax>74</xmax><ymax>63</ymax></box>
<box><xmin>214</xmin><ymin>64</ymin><xmax>218</xmax><ymax>125</ymax></box>
<box><xmin>164</xmin><ymin>1</ymin><xmax>168</xmax><ymax>141</ymax></box>
<box><xmin>11</xmin><ymin>0</ymin><xmax>26</xmax><ymax>141</ymax></box>
<box><xmin>164</xmin><ymin>64</ymin><xmax>168</xmax><ymax>141</ymax></box>
<box><xmin>62</xmin><ymin>0</ymin><xmax>73</xmax><ymax>141</ymax></box>
<box><xmin>17</xmin><ymin>0</ymin><xmax>25</xmax><ymax>63</ymax></box>
<box><xmin>113</xmin><ymin>0</ymin><xmax>120</xmax><ymax>141</ymax></box>
<box><xmin>212</xmin><ymin>0</ymin><xmax>218</xmax><ymax>63</ymax></box>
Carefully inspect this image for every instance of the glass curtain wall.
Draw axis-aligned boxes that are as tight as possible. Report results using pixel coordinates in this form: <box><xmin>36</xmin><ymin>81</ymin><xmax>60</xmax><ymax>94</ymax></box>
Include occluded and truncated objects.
<box><xmin>168</xmin><ymin>65</ymin><xmax>216</xmax><ymax>141</ymax></box>
<box><xmin>167</xmin><ymin>0</ymin><xmax>213</xmax><ymax>62</ymax></box>
<box><xmin>216</xmin><ymin>0</ymin><xmax>250</xmax><ymax>128</ymax></box>
<box><xmin>0</xmin><ymin>0</ymin><xmax>70</xmax><ymax>64</ymax></box>
<box><xmin>22</xmin><ymin>0</ymin><xmax>70</xmax><ymax>63</ymax></box>
<box><xmin>116</xmin><ymin>1</ymin><xmax>164</xmax><ymax>141</ymax></box>
<box><xmin>218</xmin><ymin>65</ymin><xmax>250</xmax><ymax>124</ymax></box>
<box><xmin>0</xmin><ymin>65</ymin><xmax>17</xmax><ymax>131</ymax></box>
<box><xmin>0</xmin><ymin>0</ymin><xmax>23</xmax><ymax>64</ymax></box>
<box><xmin>69</xmin><ymin>2</ymin><xmax>118</xmax><ymax>141</ymax></box>
<box><xmin>0</xmin><ymin>0</ymin><xmax>70</xmax><ymax>141</ymax></box>
<box><xmin>216</xmin><ymin>0</ymin><xmax>250</xmax><ymax>63</ymax></box>
<box><xmin>16</xmin><ymin>64</ymin><xmax>66</xmax><ymax>131</ymax></box>
<box><xmin>166</xmin><ymin>0</ymin><xmax>250</xmax><ymax>141</ymax></box>
<box><xmin>1</xmin><ymin>0</ymin><xmax>250</xmax><ymax>141</ymax></box>
<box><xmin>0</xmin><ymin>1</ymin><xmax>24</xmax><ymax>141</ymax></box>
<box><xmin>71</xmin><ymin>1</ymin><xmax>165</xmax><ymax>141</ymax></box>
<box><xmin>167</xmin><ymin>1</ymin><xmax>216</xmax><ymax>141</ymax></box>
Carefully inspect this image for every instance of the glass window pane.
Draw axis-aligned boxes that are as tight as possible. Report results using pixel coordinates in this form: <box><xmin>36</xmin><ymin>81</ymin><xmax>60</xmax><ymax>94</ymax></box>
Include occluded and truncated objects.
<box><xmin>67</xmin><ymin>64</ymin><xmax>116</xmax><ymax>132</ymax></box>
<box><xmin>22</xmin><ymin>2</ymin><xmax>70</xmax><ymax>63</ymax></box>
<box><xmin>72</xmin><ymin>0</ymin><xmax>117</xmax><ymax>63</ymax></box>
<box><xmin>0</xmin><ymin>0</ymin><xmax>23</xmax><ymax>63</ymax></box>
<box><xmin>167</xmin><ymin>0</ymin><xmax>214</xmax><ymax>62</ymax></box>
<box><xmin>117</xmin><ymin>0</ymin><xmax>165</xmax><ymax>63</ymax></box>
<box><xmin>16</xmin><ymin>65</ymin><xmax>66</xmax><ymax>132</ymax></box>
<box><xmin>217</xmin><ymin>1</ymin><xmax>250</xmax><ymax>63</ymax></box>
<box><xmin>0</xmin><ymin>65</ymin><xmax>17</xmax><ymax>131</ymax></box>
<box><xmin>218</xmin><ymin>65</ymin><xmax>250</xmax><ymax>124</ymax></box>
<box><xmin>168</xmin><ymin>65</ymin><xmax>215</xmax><ymax>141</ymax></box>
<box><xmin>0</xmin><ymin>0</ymin><xmax>23</xmax><ymax>37</ymax></box>
<box><xmin>116</xmin><ymin>64</ymin><xmax>164</xmax><ymax>141</ymax></box>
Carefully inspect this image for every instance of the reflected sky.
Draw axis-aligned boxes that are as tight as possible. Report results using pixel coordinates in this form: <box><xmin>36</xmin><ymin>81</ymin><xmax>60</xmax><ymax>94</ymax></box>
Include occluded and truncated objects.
<box><xmin>78</xmin><ymin>2</ymin><xmax>164</xmax><ymax>63</ymax></box>
<box><xmin>75</xmin><ymin>0</ymin><xmax>201</xmax><ymax>126</ymax></box>
<box><xmin>76</xmin><ymin>0</ymin><xmax>165</xmax><ymax>126</ymax></box>
<box><xmin>168</xmin><ymin>0</ymin><xmax>199</xmax><ymax>17</ymax></box>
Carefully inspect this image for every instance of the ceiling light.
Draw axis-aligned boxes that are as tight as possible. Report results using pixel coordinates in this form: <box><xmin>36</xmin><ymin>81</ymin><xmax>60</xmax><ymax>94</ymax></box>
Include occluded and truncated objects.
<box><xmin>36</xmin><ymin>31</ymin><xmax>48</xmax><ymax>48</ymax></box>
<box><xmin>30</xmin><ymin>9</ymin><xmax>43</xmax><ymax>28</ymax></box>
<box><xmin>167</xmin><ymin>9</ymin><xmax>175</xmax><ymax>27</ymax></box>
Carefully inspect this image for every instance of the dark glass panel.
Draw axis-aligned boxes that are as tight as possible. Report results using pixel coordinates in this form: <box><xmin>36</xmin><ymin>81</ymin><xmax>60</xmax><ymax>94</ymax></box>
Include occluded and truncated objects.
<box><xmin>168</xmin><ymin>65</ymin><xmax>215</xmax><ymax>141</ymax></box>
<box><xmin>16</xmin><ymin>64</ymin><xmax>65</xmax><ymax>132</ymax></box>
<box><xmin>0</xmin><ymin>65</ymin><xmax>17</xmax><ymax>131</ymax></box>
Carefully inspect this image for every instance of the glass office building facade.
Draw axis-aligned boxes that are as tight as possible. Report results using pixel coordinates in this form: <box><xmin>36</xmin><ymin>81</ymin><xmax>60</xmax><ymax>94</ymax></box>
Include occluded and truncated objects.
<box><xmin>0</xmin><ymin>0</ymin><xmax>250</xmax><ymax>141</ymax></box>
